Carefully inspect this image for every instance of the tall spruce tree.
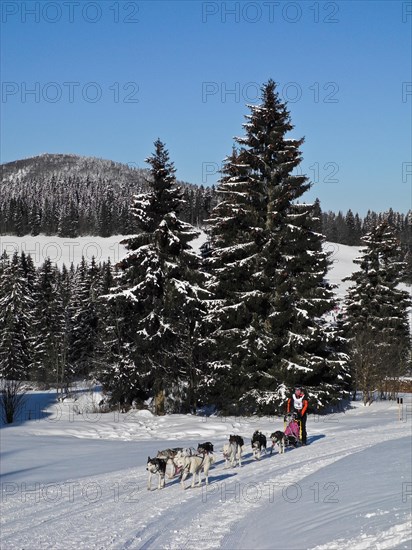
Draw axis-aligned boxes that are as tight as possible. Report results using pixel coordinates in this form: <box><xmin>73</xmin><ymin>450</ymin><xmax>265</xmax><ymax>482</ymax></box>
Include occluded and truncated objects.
<box><xmin>206</xmin><ymin>80</ymin><xmax>349</xmax><ymax>413</ymax></box>
<box><xmin>102</xmin><ymin>140</ymin><xmax>207</xmax><ymax>413</ymax></box>
<box><xmin>345</xmin><ymin>210</ymin><xmax>356</xmax><ymax>245</ymax></box>
<box><xmin>32</xmin><ymin>258</ymin><xmax>64</xmax><ymax>386</ymax></box>
<box><xmin>0</xmin><ymin>252</ymin><xmax>34</xmax><ymax>380</ymax></box>
<box><xmin>68</xmin><ymin>257</ymin><xmax>100</xmax><ymax>381</ymax></box>
<box><xmin>343</xmin><ymin>221</ymin><xmax>411</xmax><ymax>403</ymax></box>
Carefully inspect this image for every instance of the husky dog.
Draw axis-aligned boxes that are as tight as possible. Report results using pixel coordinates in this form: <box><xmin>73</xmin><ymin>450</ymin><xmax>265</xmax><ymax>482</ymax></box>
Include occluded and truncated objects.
<box><xmin>270</xmin><ymin>430</ymin><xmax>298</xmax><ymax>454</ymax></box>
<box><xmin>173</xmin><ymin>453</ymin><xmax>215</xmax><ymax>489</ymax></box>
<box><xmin>173</xmin><ymin>448</ymin><xmax>198</xmax><ymax>461</ymax></box>
<box><xmin>169</xmin><ymin>447</ymin><xmax>199</xmax><ymax>477</ymax></box>
<box><xmin>156</xmin><ymin>447</ymin><xmax>183</xmax><ymax>460</ymax></box>
<box><xmin>251</xmin><ymin>430</ymin><xmax>267</xmax><ymax>459</ymax></box>
<box><xmin>223</xmin><ymin>435</ymin><xmax>244</xmax><ymax>468</ymax></box>
<box><xmin>197</xmin><ymin>442</ymin><xmax>214</xmax><ymax>454</ymax></box>
<box><xmin>146</xmin><ymin>457</ymin><xmax>167</xmax><ymax>490</ymax></box>
<box><xmin>270</xmin><ymin>431</ymin><xmax>287</xmax><ymax>454</ymax></box>
<box><xmin>155</xmin><ymin>449</ymin><xmax>198</xmax><ymax>479</ymax></box>
<box><xmin>223</xmin><ymin>443</ymin><xmax>240</xmax><ymax>468</ymax></box>
<box><xmin>181</xmin><ymin>447</ymin><xmax>198</xmax><ymax>457</ymax></box>
<box><xmin>229</xmin><ymin>434</ymin><xmax>244</xmax><ymax>449</ymax></box>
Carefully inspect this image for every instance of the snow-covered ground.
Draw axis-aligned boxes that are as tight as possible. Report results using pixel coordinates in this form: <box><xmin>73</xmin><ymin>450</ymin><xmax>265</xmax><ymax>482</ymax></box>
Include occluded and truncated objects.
<box><xmin>1</xmin><ymin>392</ymin><xmax>411</xmax><ymax>549</ymax></box>
<box><xmin>0</xmin><ymin>234</ymin><xmax>132</xmax><ymax>268</ymax></box>
<box><xmin>0</xmin><ymin>234</ymin><xmax>352</xmax><ymax>275</ymax></box>
<box><xmin>1</xmin><ymin>234</ymin><xmax>411</xmax><ymax>548</ymax></box>
<box><xmin>323</xmin><ymin>242</ymin><xmax>359</xmax><ymax>299</ymax></box>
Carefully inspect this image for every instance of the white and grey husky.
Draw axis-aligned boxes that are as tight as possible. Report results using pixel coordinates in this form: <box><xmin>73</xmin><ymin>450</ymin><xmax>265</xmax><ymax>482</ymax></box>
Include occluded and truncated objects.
<box><xmin>173</xmin><ymin>453</ymin><xmax>215</xmax><ymax>489</ymax></box>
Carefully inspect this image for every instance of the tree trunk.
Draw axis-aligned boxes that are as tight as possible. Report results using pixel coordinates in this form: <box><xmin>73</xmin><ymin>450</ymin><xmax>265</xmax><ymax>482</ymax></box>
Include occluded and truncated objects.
<box><xmin>154</xmin><ymin>388</ymin><xmax>165</xmax><ymax>415</ymax></box>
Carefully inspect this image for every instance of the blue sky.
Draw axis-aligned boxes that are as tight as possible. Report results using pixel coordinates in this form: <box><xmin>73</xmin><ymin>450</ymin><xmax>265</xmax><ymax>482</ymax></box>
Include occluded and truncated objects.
<box><xmin>1</xmin><ymin>0</ymin><xmax>411</xmax><ymax>215</ymax></box>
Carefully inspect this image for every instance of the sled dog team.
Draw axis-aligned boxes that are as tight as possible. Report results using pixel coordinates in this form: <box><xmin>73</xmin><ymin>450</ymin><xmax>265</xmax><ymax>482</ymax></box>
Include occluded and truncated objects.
<box><xmin>147</xmin><ymin>427</ymin><xmax>297</xmax><ymax>490</ymax></box>
<box><xmin>146</xmin><ymin>442</ymin><xmax>216</xmax><ymax>490</ymax></box>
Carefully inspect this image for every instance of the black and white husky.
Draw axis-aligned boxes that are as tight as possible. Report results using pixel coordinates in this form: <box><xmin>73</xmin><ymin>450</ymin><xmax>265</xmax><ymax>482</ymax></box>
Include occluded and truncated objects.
<box><xmin>270</xmin><ymin>431</ymin><xmax>287</xmax><ymax>454</ymax></box>
<box><xmin>223</xmin><ymin>435</ymin><xmax>244</xmax><ymax>468</ymax></box>
<box><xmin>197</xmin><ymin>441</ymin><xmax>214</xmax><ymax>455</ymax></box>
<box><xmin>270</xmin><ymin>430</ymin><xmax>298</xmax><ymax>454</ymax></box>
<box><xmin>146</xmin><ymin>457</ymin><xmax>167</xmax><ymax>490</ymax></box>
<box><xmin>173</xmin><ymin>453</ymin><xmax>215</xmax><ymax>489</ymax></box>
<box><xmin>251</xmin><ymin>430</ymin><xmax>267</xmax><ymax>459</ymax></box>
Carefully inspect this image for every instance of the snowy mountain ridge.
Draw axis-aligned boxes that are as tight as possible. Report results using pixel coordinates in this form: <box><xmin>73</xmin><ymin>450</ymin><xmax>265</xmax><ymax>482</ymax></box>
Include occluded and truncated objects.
<box><xmin>1</xmin><ymin>153</ymin><xmax>147</xmax><ymax>185</ymax></box>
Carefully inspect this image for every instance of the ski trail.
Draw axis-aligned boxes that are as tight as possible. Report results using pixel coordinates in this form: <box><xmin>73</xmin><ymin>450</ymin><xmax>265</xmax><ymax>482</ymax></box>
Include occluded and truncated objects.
<box><xmin>1</xmin><ymin>461</ymin><xmax>234</xmax><ymax>549</ymax></box>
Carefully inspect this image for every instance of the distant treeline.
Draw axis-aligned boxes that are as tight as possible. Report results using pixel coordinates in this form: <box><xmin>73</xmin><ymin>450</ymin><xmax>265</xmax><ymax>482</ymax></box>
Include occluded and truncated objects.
<box><xmin>321</xmin><ymin>207</ymin><xmax>411</xmax><ymax>248</ymax></box>
<box><xmin>320</xmin><ymin>207</ymin><xmax>411</xmax><ymax>282</ymax></box>
<box><xmin>0</xmin><ymin>176</ymin><xmax>217</xmax><ymax>236</ymax></box>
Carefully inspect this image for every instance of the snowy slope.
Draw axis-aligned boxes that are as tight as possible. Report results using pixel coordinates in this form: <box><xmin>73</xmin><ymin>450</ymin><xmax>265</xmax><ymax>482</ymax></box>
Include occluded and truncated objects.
<box><xmin>1</xmin><ymin>394</ymin><xmax>411</xmax><ymax>549</ymax></box>
<box><xmin>0</xmin><ymin>232</ymin><xmax>363</xmax><ymax>292</ymax></box>
<box><xmin>0</xmin><ymin>234</ymin><xmax>349</xmax><ymax>271</ymax></box>
<box><xmin>0</xmin><ymin>234</ymin><xmax>132</xmax><ymax>268</ymax></box>
<box><xmin>323</xmin><ymin>242</ymin><xmax>360</xmax><ymax>299</ymax></box>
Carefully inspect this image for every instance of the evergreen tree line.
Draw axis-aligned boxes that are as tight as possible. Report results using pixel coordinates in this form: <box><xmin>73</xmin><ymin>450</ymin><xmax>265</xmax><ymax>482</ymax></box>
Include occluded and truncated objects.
<box><xmin>0</xmin><ymin>160</ymin><xmax>217</xmax><ymax>237</ymax></box>
<box><xmin>321</xmin><ymin>208</ymin><xmax>411</xmax><ymax>282</ymax></box>
<box><xmin>342</xmin><ymin>221</ymin><xmax>411</xmax><ymax>404</ymax></box>
<box><xmin>321</xmin><ymin>208</ymin><xmax>411</xmax><ymax>247</ymax></box>
<box><xmin>1</xmin><ymin>81</ymin><xmax>410</xmax><ymax>416</ymax></box>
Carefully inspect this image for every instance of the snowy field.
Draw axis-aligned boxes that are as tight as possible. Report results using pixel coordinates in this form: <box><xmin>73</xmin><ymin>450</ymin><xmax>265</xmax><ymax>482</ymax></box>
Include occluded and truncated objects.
<box><xmin>0</xmin><ymin>234</ymin><xmax>132</xmax><ymax>268</ymax></box>
<box><xmin>1</xmin><ymin>234</ymin><xmax>352</xmax><ymax>270</ymax></box>
<box><xmin>1</xmin><ymin>391</ymin><xmax>411</xmax><ymax>549</ymax></box>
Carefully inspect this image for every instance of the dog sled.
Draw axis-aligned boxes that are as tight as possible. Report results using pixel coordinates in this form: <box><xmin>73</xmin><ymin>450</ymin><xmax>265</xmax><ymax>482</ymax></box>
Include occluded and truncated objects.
<box><xmin>270</xmin><ymin>412</ymin><xmax>302</xmax><ymax>454</ymax></box>
<box><xmin>284</xmin><ymin>412</ymin><xmax>301</xmax><ymax>445</ymax></box>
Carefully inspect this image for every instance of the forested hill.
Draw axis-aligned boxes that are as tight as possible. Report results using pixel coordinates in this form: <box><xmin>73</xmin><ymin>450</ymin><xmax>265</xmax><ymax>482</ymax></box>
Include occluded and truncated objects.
<box><xmin>1</xmin><ymin>153</ymin><xmax>144</xmax><ymax>184</ymax></box>
<box><xmin>0</xmin><ymin>154</ymin><xmax>217</xmax><ymax>236</ymax></box>
<box><xmin>1</xmin><ymin>154</ymin><xmax>409</xmax><ymax>261</ymax></box>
